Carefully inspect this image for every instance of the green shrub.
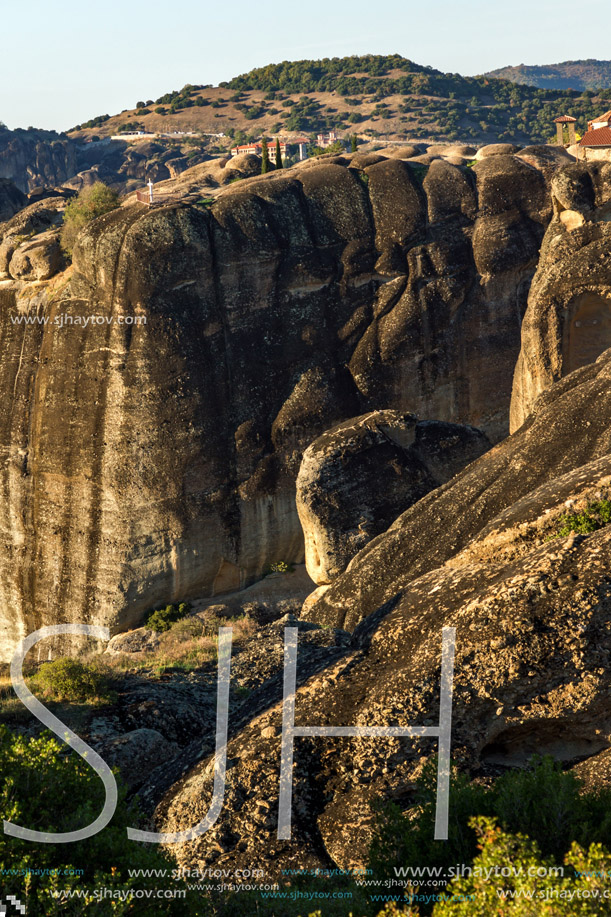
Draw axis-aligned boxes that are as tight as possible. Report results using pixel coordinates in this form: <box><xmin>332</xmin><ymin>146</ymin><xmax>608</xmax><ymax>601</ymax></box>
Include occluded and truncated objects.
<box><xmin>435</xmin><ymin>817</ymin><xmax>611</xmax><ymax>916</ymax></box>
<box><xmin>369</xmin><ymin>756</ymin><xmax>611</xmax><ymax>910</ymax></box>
<box><xmin>264</xmin><ymin>561</ymin><xmax>294</xmax><ymax>574</ymax></box>
<box><xmin>30</xmin><ymin>657</ymin><xmax>114</xmax><ymax>703</ymax></box>
<box><xmin>555</xmin><ymin>498</ymin><xmax>611</xmax><ymax>536</ymax></box>
<box><xmin>0</xmin><ymin>725</ymin><xmax>202</xmax><ymax>914</ymax></box>
<box><xmin>144</xmin><ymin>602</ymin><xmax>192</xmax><ymax>633</ymax></box>
<box><xmin>60</xmin><ymin>182</ymin><xmax>121</xmax><ymax>257</ymax></box>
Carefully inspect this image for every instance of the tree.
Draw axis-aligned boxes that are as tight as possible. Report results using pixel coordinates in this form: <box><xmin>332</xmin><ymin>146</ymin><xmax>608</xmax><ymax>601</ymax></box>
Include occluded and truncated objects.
<box><xmin>275</xmin><ymin>137</ymin><xmax>283</xmax><ymax>168</ymax></box>
<box><xmin>261</xmin><ymin>137</ymin><xmax>270</xmax><ymax>173</ymax></box>
<box><xmin>60</xmin><ymin>182</ymin><xmax>121</xmax><ymax>258</ymax></box>
<box><xmin>351</xmin><ymin>134</ymin><xmax>358</xmax><ymax>152</ymax></box>
<box><xmin>0</xmin><ymin>726</ymin><xmax>200</xmax><ymax>914</ymax></box>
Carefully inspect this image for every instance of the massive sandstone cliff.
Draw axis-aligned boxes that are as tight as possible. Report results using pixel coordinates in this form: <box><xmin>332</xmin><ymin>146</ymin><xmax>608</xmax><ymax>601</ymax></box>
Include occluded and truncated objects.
<box><xmin>0</xmin><ymin>147</ymin><xmax>561</xmax><ymax>657</ymax></box>
<box><xmin>510</xmin><ymin>161</ymin><xmax>611</xmax><ymax>431</ymax></box>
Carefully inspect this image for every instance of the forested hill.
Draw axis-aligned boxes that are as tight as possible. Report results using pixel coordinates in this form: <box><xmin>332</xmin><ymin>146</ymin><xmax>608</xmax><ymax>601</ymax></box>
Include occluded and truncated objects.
<box><xmin>69</xmin><ymin>54</ymin><xmax>611</xmax><ymax>147</ymax></box>
<box><xmin>487</xmin><ymin>59</ymin><xmax>611</xmax><ymax>92</ymax></box>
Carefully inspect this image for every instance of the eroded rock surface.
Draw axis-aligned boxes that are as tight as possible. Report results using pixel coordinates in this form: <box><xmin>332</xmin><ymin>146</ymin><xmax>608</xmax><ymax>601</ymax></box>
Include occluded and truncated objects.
<box><xmin>0</xmin><ymin>150</ymin><xmax>558</xmax><ymax>656</ymax></box>
<box><xmin>296</xmin><ymin>410</ymin><xmax>489</xmax><ymax>584</ymax></box>
<box><xmin>511</xmin><ymin>161</ymin><xmax>611</xmax><ymax>430</ymax></box>
<box><xmin>306</xmin><ymin>349</ymin><xmax>611</xmax><ymax>631</ymax></box>
<box><xmin>152</xmin><ymin>355</ymin><xmax>611</xmax><ymax>877</ymax></box>
<box><xmin>0</xmin><ymin>128</ymin><xmax>77</xmax><ymax>193</ymax></box>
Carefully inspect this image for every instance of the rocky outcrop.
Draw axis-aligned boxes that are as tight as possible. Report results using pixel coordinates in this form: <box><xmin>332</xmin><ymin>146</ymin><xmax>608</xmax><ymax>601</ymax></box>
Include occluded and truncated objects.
<box><xmin>0</xmin><ymin>150</ymin><xmax>558</xmax><ymax>656</ymax></box>
<box><xmin>0</xmin><ymin>195</ymin><xmax>69</xmax><ymax>280</ymax></box>
<box><xmin>296</xmin><ymin>410</ymin><xmax>489</xmax><ymax>585</ymax></box>
<box><xmin>510</xmin><ymin>161</ymin><xmax>611</xmax><ymax>431</ymax></box>
<box><xmin>154</xmin><ymin>353</ymin><xmax>611</xmax><ymax>877</ymax></box>
<box><xmin>0</xmin><ymin>178</ymin><xmax>27</xmax><ymax>221</ymax></box>
<box><xmin>305</xmin><ymin>348</ymin><xmax>611</xmax><ymax>631</ymax></box>
<box><xmin>0</xmin><ymin>127</ymin><xmax>77</xmax><ymax>192</ymax></box>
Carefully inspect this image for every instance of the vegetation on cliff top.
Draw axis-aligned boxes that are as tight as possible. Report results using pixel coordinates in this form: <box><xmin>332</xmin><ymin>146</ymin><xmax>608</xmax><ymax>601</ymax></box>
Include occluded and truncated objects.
<box><xmin>60</xmin><ymin>182</ymin><xmax>120</xmax><ymax>257</ymax></box>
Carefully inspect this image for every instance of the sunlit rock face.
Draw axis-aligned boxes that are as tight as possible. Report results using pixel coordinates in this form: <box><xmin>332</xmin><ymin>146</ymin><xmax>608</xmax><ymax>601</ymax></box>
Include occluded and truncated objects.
<box><xmin>0</xmin><ymin>128</ymin><xmax>77</xmax><ymax>193</ymax></box>
<box><xmin>0</xmin><ymin>150</ymin><xmax>556</xmax><ymax>656</ymax></box>
<box><xmin>511</xmin><ymin>161</ymin><xmax>611</xmax><ymax>432</ymax></box>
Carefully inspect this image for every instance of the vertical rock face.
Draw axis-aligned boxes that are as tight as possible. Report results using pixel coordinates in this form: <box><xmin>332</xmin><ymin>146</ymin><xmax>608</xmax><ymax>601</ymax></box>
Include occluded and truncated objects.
<box><xmin>0</xmin><ymin>178</ymin><xmax>27</xmax><ymax>222</ymax></box>
<box><xmin>304</xmin><ymin>350</ymin><xmax>611</xmax><ymax>632</ymax></box>
<box><xmin>0</xmin><ymin>152</ymin><xmax>556</xmax><ymax>655</ymax></box>
<box><xmin>0</xmin><ymin>128</ymin><xmax>77</xmax><ymax>193</ymax></box>
<box><xmin>296</xmin><ymin>410</ymin><xmax>490</xmax><ymax>585</ymax></box>
<box><xmin>348</xmin><ymin>153</ymin><xmax>550</xmax><ymax>440</ymax></box>
<box><xmin>510</xmin><ymin>162</ymin><xmax>611</xmax><ymax>431</ymax></box>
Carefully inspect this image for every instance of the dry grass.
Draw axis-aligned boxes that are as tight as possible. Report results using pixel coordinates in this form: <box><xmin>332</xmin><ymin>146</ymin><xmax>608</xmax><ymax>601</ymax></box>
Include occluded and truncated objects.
<box><xmin>102</xmin><ymin>611</ymin><xmax>258</xmax><ymax>676</ymax></box>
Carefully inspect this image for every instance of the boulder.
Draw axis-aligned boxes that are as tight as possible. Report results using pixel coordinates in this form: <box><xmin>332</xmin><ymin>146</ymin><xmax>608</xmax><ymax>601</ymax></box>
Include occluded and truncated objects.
<box><xmin>475</xmin><ymin>142</ymin><xmax>522</xmax><ymax>159</ymax></box>
<box><xmin>306</xmin><ymin>348</ymin><xmax>611</xmax><ymax>631</ymax></box>
<box><xmin>105</xmin><ymin>627</ymin><xmax>161</xmax><ymax>655</ymax></box>
<box><xmin>224</xmin><ymin>152</ymin><xmax>262</xmax><ymax>178</ymax></box>
<box><xmin>0</xmin><ymin>196</ymin><xmax>68</xmax><ymax>278</ymax></box>
<box><xmin>385</xmin><ymin>145</ymin><xmax>422</xmax><ymax>160</ymax></box>
<box><xmin>296</xmin><ymin>410</ymin><xmax>489</xmax><ymax>584</ymax></box>
<box><xmin>516</xmin><ymin>144</ymin><xmax>574</xmax><ymax>180</ymax></box>
<box><xmin>8</xmin><ymin>229</ymin><xmax>64</xmax><ymax>281</ymax></box>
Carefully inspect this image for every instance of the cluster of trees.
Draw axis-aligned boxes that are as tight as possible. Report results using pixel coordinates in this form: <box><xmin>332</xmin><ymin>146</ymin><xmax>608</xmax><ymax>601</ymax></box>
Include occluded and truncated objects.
<box><xmin>70</xmin><ymin>113</ymin><xmax>110</xmax><ymax>132</ymax></box>
<box><xmin>219</xmin><ymin>54</ymin><xmax>611</xmax><ymax>143</ymax></box>
<box><xmin>225</xmin><ymin>54</ymin><xmax>432</xmax><ymax>94</ymax></box>
<box><xmin>0</xmin><ymin>726</ymin><xmax>202</xmax><ymax>914</ymax></box>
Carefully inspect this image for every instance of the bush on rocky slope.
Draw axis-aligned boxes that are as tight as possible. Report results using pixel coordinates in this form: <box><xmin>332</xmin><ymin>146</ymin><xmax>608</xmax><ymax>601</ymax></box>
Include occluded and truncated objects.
<box><xmin>60</xmin><ymin>181</ymin><xmax>120</xmax><ymax>256</ymax></box>
<box><xmin>369</xmin><ymin>756</ymin><xmax>611</xmax><ymax>900</ymax></box>
<box><xmin>0</xmin><ymin>726</ymin><xmax>202</xmax><ymax>915</ymax></box>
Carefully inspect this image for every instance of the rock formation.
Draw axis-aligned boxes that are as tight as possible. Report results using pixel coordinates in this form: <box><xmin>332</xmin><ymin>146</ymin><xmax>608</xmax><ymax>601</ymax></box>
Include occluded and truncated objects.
<box><xmin>0</xmin><ymin>127</ymin><xmax>77</xmax><ymax>193</ymax></box>
<box><xmin>296</xmin><ymin>410</ymin><xmax>489</xmax><ymax>585</ymax></box>
<box><xmin>0</xmin><ymin>148</ymin><xmax>559</xmax><ymax>656</ymax></box>
<box><xmin>155</xmin><ymin>350</ymin><xmax>611</xmax><ymax>877</ymax></box>
<box><xmin>0</xmin><ymin>195</ymin><xmax>69</xmax><ymax>280</ymax></box>
<box><xmin>0</xmin><ymin>178</ymin><xmax>27</xmax><ymax>222</ymax></box>
<box><xmin>305</xmin><ymin>348</ymin><xmax>611</xmax><ymax>631</ymax></box>
<box><xmin>511</xmin><ymin>161</ymin><xmax>611</xmax><ymax>431</ymax></box>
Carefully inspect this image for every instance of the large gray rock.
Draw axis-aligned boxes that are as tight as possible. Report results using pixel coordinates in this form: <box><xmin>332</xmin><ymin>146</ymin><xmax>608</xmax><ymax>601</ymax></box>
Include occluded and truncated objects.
<box><xmin>296</xmin><ymin>410</ymin><xmax>489</xmax><ymax>584</ymax></box>
<box><xmin>8</xmin><ymin>229</ymin><xmax>64</xmax><ymax>281</ymax></box>
<box><xmin>0</xmin><ymin>196</ymin><xmax>68</xmax><ymax>279</ymax></box>
<box><xmin>306</xmin><ymin>348</ymin><xmax>611</xmax><ymax>631</ymax></box>
<box><xmin>511</xmin><ymin>161</ymin><xmax>611</xmax><ymax>431</ymax></box>
<box><xmin>102</xmin><ymin>729</ymin><xmax>178</xmax><ymax>790</ymax></box>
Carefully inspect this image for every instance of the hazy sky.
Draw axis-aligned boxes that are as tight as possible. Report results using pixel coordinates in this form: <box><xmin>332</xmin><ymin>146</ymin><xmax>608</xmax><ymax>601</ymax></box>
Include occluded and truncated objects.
<box><xmin>2</xmin><ymin>0</ymin><xmax>609</xmax><ymax>131</ymax></box>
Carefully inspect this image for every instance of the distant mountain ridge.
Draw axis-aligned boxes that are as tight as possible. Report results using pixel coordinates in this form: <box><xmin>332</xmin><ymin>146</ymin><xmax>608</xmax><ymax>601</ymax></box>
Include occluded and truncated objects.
<box><xmin>486</xmin><ymin>59</ymin><xmax>611</xmax><ymax>91</ymax></box>
<box><xmin>66</xmin><ymin>55</ymin><xmax>611</xmax><ymax>150</ymax></box>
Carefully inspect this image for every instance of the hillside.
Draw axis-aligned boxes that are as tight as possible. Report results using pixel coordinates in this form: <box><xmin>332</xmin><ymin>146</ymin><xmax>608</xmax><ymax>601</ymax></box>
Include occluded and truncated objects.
<box><xmin>487</xmin><ymin>59</ymin><xmax>611</xmax><ymax>91</ymax></box>
<box><xmin>68</xmin><ymin>54</ymin><xmax>611</xmax><ymax>149</ymax></box>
